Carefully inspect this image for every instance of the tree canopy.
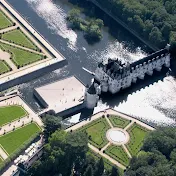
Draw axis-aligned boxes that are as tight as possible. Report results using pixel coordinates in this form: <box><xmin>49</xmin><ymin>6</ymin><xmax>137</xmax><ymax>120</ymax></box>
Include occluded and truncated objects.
<box><xmin>126</xmin><ymin>127</ymin><xmax>176</xmax><ymax>176</ymax></box>
<box><xmin>67</xmin><ymin>8</ymin><xmax>104</xmax><ymax>42</ymax></box>
<box><xmin>42</xmin><ymin>114</ymin><xmax>62</xmax><ymax>140</ymax></box>
<box><xmin>27</xmin><ymin>129</ymin><xmax>119</xmax><ymax>176</ymax></box>
<box><xmin>94</xmin><ymin>0</ymin><xmax>176</xmax><ymax>48</ymax></box>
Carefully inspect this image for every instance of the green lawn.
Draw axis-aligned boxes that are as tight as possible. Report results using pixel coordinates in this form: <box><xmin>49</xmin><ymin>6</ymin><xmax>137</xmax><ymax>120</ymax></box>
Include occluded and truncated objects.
<box><xmin>2</xmin><ymin>29</ymin><xmax>38</xmax><ymax>50</ymax></box>
<box><xmin>79</xmin><ymin>118</ymin><xmax>111</xmax><ymax>148</ymax></box>
<box><xmin>109</xmin><ymin>115</ymin><xmax>131</xmax><ymax>129</ymax></box>
<box><xmin>0</xmin><ymin>105</ymin><xmax>27</xmax><ymax>126</ymax></box>
<box><xmin>0</xmin><ymin>157</ymin><xmax>3</xmax><ymax>163</ymax></box>
<box><xmin>0</xmin><ymin>11</ymin><xmax>12</xmax><ymax>29</ymax></box>
<box><xmin>0</xmin><ymin>123</ymin><xmax>41</xmax><ymax>155</ymax></box>
<box><xmin>0</xmin><ymin>60</ymin><xmax>10</xmax><ymax>75</ymax></box>
<box><xmin>0</xmin><ymin>42</ymin><xmax>43</xmax><ymax>68</ymax></box>
<box><xmin>126</xmin><ymin>123</ymin><xmax>149</xmax><ymax>156</ymax></box>
<box><xmin>105</xmin><ymin>145</ymin><xmax>130</xmax><ymax>167</ymax></box>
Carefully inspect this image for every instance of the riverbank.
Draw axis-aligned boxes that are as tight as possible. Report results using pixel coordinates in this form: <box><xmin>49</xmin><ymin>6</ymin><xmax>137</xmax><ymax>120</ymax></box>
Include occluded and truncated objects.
<box><xmin>80</xmin><ymin>0</ymin><xmax>159</xmax><ymax>52</ymax></box>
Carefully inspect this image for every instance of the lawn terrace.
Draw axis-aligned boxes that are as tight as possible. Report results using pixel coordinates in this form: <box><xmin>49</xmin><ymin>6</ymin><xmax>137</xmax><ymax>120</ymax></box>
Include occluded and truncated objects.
<box><xmin>108</xmin><ymin>115</ymin><xmax>131</xmax><ymax>128</ymax></box>
<box><xmin>0</xmin><ymin>123</ymin><xmax>41</xmax><ymax>155</ymax></box>
<box><xmin>0</xmin><ymin>105</ymin><xmax>27</xmax><ymax>126</ymax></box>
<box><xmin>105</xmin><ymin>145</ymin><xmax>130</xmax><ymax>167</ymax></box>
<box><xmin>0</xmin><ymin>42</ymin><xmax>44</xmax><ymax>68</ymax></box>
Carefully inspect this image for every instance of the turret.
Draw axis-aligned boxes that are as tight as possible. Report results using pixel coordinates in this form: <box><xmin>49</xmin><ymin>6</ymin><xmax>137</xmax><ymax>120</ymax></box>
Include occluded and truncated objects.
<box><xmin>84</xmin><ymin>80</ymin><xmax>99</xmax><ymax>109</ymax></box>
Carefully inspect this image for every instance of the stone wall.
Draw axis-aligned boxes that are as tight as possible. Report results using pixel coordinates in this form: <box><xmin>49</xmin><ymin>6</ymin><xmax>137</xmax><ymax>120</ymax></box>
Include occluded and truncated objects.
<box><xmin>0</xmin><ymin>60</ymin><xmax>67</xmax><ymax>92</ymax></box>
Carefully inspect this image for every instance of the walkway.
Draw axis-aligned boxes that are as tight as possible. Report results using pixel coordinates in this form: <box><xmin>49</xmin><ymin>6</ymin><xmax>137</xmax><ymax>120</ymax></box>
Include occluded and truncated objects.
<box><xmin>0</xmin><ymin>39</ymin><xmax>45</xmax><ymax>55</ymax></box>
<box><xmin>122</xmin><ymin>144</ymin><xmax>132</xmax><ymax>158</ymax></box>
<box><xmin>0</xmin><ymin>48</ymin><xmax>17</xmax><ymax>70</ymax></box>
<box><xmin>0</xmin><ymin>25</ymin><xmax>17</xmax><ymax>33</ymax></box>
<box><xmin>0</xmin><ymin>146</ymin><xmax>8</xmax><ymax>160</ymax></box>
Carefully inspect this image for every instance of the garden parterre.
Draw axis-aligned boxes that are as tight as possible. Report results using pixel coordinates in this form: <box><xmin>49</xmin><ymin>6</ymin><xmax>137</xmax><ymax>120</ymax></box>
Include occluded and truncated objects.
<box><xmin>79</xmin><ymin>117</ymin><xmax>111</xmax><ymax>149</ymax></box>
<box><xmin>1</xmin><ymin>29</ymin><xmax>39</xmax><ymax>50</ymax></box>
<box><xmin>126</xmin><ymin>123</ymin><xmax>149</xmax><ymax>156</ymax></box>
<box><xmin>69</xmin><ymin>110</ymin><xmax>153</xmax><ymax>170</ymax></box>
<box><xmin>0</xmin><ymin>10</ymin><xmax>13</xmax><ymax>30</ymax></box>
<box><xmin>0</xmin><ymin>60</ymin><xmax>10</xmax><ymax>75</ymax></box>
<box><xmin>0</xmin><ymin>42</ymin><xmax>44</xmax><ymax>68</ymax></box>
<box><xmin>109</xmin><ymin>115</ymin><xmax>130</xmax><ymax>128</ymax></box>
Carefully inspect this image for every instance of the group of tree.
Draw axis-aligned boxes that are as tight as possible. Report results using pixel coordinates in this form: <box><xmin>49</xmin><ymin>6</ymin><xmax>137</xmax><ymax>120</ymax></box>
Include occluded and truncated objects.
<box><xmin>67</xmin><ymin>8</ymin><xmax>104</xmax><ymax>42</ymax></box>
<box><xmin>126</xmin><ymin>127</ymin><xmax>176</xmax><ymax>176</ymax></box>
<box><xmin>92</xmin><ymin>0</ymin><xmax>176</xmax><ymax>48</ymax></box>
<box><xmin>23</xmin><ymin>115</ymin><xmax>120</xmax><ymax>176</ymax></box>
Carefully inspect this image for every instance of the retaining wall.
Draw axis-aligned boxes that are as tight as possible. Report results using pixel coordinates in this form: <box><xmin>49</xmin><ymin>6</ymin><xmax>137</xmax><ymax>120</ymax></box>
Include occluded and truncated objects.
<box><xmin>0</xmin><ymin>59</ymin><xmax>67</xmax><ymax>92</ymax></box>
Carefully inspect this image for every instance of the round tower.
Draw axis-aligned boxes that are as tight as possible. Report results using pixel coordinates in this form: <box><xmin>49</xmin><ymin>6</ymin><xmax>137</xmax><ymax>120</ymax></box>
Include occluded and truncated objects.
<box><xmin>84</xmin><ymin>80</ymin><xmax>99</xmax><ymax>109</ymax></box>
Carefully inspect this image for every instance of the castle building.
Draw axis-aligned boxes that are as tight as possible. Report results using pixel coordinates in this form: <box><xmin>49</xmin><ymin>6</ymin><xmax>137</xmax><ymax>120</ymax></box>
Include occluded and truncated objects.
<box><xmin>94</xmin><ymin>45</ymin><xmax>171</xmax><ymax>94</ymax></box>
<box><xmin>84</xmin><ymin>81</ymin><xmax>99</xmax><ymax>109</ymax></box>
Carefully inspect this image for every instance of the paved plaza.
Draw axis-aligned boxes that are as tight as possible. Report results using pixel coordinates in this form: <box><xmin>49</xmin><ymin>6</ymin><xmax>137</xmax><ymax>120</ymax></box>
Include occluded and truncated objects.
<box><xmin>35</xmin><ymin>76</ymin><xmax>86</xmax><ymax>114</ymax></box>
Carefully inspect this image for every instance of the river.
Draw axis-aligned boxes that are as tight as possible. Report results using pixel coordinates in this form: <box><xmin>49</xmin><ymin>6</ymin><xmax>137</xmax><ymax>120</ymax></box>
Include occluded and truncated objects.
<box><xmin>6</xmin><ymin>0</ymin><xmax>176</xmax><ymax>126</ymax></box>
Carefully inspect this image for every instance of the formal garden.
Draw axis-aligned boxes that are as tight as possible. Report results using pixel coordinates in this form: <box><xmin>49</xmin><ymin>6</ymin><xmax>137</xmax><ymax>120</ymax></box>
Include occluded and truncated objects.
<box><xmin>76</xmin><ymin>112</ymin><xmax>151</xmax><ymax>170</ymax></box>
<box><xmin>109</xmin><ymin>115</ymin><xmax>130</xmax><ymax>128</ymax></box>
<box><xmin>0</xmin><ymin>60</ymin><xmax>10</xmax><ymax>75</ymax></box>
<box><xmin>1</xmin><ymin>28</ymin><xmax>39</xmax><ymax>51</ymax></box>
<box><xmin>0</xmin><ymin>105</ymin><xmax>27</xmax><ymax>126</ymax></box>
<box><xmin>0</xmin><ymin>42</ymin><xmax>44</xmax><ymax>68</ymax></box>
<box><xmin>0</xmin><ymin>10</ymin><xmax>13</xmax><ymax>30</ymax></box>
<box><xmin>0</xmin><ymin>9</ymin><xmax>47</xmax><ymax>74</ymax></box>
<box><xmin>105</xmin><ymin>145</ymin><xmax>130</xmax><ymax>167</ymax></box>
<box><xmin>78</xmin><ymin>117</ymin><xmax>111</xmax><ymax>149</ymax></box>
<box><xmin>126</xmin><ymin>123</ymin><xmax>149</xmax><ymax>156</ymax></box>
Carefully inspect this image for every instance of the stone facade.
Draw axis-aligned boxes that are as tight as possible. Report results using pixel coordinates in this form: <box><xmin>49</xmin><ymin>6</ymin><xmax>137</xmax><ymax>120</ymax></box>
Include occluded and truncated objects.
<box><xmin>94</xmin><ymin>46</ymin><xmax>171</xmax><ymax>94</ymax></box>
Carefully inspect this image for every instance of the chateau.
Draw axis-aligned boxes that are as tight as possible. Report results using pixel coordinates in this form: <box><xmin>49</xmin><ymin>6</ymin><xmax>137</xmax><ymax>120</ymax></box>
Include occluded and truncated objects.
<box><xmin>94</xmin><ymin>45</ymin><xmax>171</xmax><ymax>94</ymax></box>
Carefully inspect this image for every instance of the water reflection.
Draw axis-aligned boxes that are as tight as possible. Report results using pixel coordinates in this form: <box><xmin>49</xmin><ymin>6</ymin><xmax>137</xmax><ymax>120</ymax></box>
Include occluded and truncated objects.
<box><xmin>6</xmin><ymin>0</ymin><xmax>176</xmax><ymax>126</ymax></box>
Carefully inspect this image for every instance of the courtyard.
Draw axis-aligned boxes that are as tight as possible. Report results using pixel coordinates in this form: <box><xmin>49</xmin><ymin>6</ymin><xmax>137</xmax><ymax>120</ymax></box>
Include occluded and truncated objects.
<box><xmin>67</xmin><ymin>109</ymin><xmax>154</xmax><ymax>170</ymax></box>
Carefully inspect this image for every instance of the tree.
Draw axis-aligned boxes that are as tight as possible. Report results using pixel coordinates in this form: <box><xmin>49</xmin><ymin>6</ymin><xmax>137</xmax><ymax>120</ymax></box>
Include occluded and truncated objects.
<box><xmin>28</xmin><ymin>130</ymin><xmax>89</xmax><ymax>176</ymax></box>
<box><xmin>161</xmin><ymin>22</ymin><xmax>172</xmax><ymax>40</ymax></box>
<box><xmin>169</xmin><ymin>41</ymin><xmax>176</xmax><ymax>58</ymax></box>
<box><xmin>149</xmin><ymin>27</ymin><xmax>163</xmax><ymax>46</ymax></box>
<box><xmin>95</xmin><ymin>157</ymin><xmax>104</xmax><ymax>176</ymax></box>
<box><xmin>126</xmin><ymin>127</ymin><xmax>176</xmax><ymax>176</ymax></box>
<box><xmin>83</xmin><ymin>165</ymin><xmax>93</xmax><ymax>176</ymax></box>
<box><xmin>110</xmin><ymin>166</ymin><xmax>119</xmax><ymax>176</ymax></box>
<box><xmin>43</xmin><ymin>114</ymin><xmax>61</xmax><ymax>140</ymax></box>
